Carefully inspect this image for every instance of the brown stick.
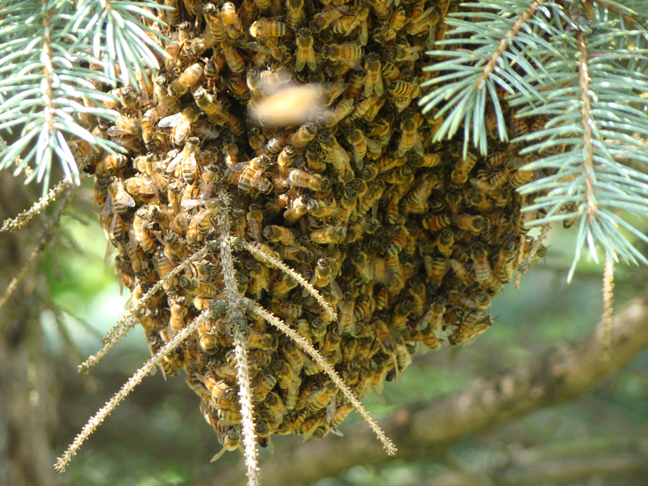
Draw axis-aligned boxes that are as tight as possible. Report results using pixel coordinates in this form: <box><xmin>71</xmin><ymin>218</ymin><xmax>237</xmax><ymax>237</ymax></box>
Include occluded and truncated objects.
<box><xmin>213</xmin><ymin>290</ymin><xmax>648</xmax><ymax>486</ymax></box>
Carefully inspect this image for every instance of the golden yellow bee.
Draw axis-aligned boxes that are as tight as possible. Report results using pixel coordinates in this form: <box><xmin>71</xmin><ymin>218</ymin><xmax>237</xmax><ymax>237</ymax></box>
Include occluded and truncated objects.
<box><xmin>167</xmin><ymin>137</ymin><xmax>200</xmax><ymax>185</ymax></box>
<box><xmin>169</xmin><ymin>63</ymin><xmax>203</xmax><ymax>97</ymax></box>
<box><xmin>210</xmin><ymin>426</ymin><xmax>242</xmax><ymax>462</ymax></box>
<box><xmin>287</xmin><ymin>169</ymin><xmax>329</xmax><ymax>192</ymax></box>
<box><xmin>246</xmin><ymin>206</ymin><xmax>264</xmax><ymax>242</ymax></box>
<box><xmin>203</xmin><ymin>3</ymin><xmax>228</xmax><ymax>43</ymax></box>
<box><xmin>321</xmin><ymin>43</ymin><xmax>363</xmax><ymax>69</ymax></box>
<box><xmin>154</xmin><ymin>75</ymin><xmax>182</xmax><ymax>115</ymax></box>
<box><xmin>253</xmin><ymin>374</ymin><xmax>278</xmax><ymax>401</ymax></box>
<box><xmin>287</xmin><ymin>28</ymin><xmax>313</xmax><ymax>71</ymax></box>
<box><xmin>250</xmin><ymin>18</ymin><xmax>287</xmax><ymax>37</ymax></box>
<box><xmin>310</xmin><ymin>224</ymin><xmax>347</xmax><ymax>245</ymax></box>
<box><xmin>220</xmin><ymin>40</ymin><xmax>245</xmax><ymax>73</ymax></box>
<box><xmin>395</xmin><ymin>116</ymin><xmax>423</xmax><ymax>157</ymax></box>
<box><xmin>289</xmin><ymin>122</ymin><xmax>318</xmax><ymax>148</ymax></box>
<box><xmin>386</xmin><ymin>44</ymin><xmax>422</xmax><ymax>62</ymax></box>
<box><xmin>309</xmin><ymin>4</ymin><xmax>348</xmax><ymax>33</ymax></box>
<box><xmin>107</xmin><ymin>178</ymin><xmax>136</xmax><ymax>214</ymax></box>
<box><xmin>158</xmin><ymin>106</ymin><xmax>199</xmax><ymax>146</ymax></box>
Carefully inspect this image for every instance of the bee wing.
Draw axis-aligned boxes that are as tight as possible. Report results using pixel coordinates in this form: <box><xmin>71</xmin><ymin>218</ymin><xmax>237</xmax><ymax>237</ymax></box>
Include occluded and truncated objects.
<box><xmin>339</xmin><ymin>58</ymin><xmax>363</xmax><ymax>71</ymax></box>
<box><xmin>166</xmin><ymin>152</ymin><xmax>184</xmax><ymax>173</ymax></box>
<box><xmin>181</xmin><ymin>199</ymin><xmax>203</xmax><ymax>210</ymax></box>
<box><xmin>120</xmin><ymin>188</ymin><xmax>136</xmax><ymax>208</ymax></box>
<box><xmin>158</xmin><ymin>112</ymin><xmax>182</xmax><ymax>128</ymax></box>
<box><xmin>326</xmin><ymin>395</ymin><xmax>337</xmax><ymax>420</ymax></box>
<box><xmin>413</xmin><ymin>129</ymin><xmax>424</xmax><ymax>155</ymax></box>
<box><xmin>364</xmin><ymin>136</ymin><xmax>382</xmax><ymax>153</ymax></box>
<box><xmin>106</xmin><ymin>126</ymin><xmax>128</xmax><ymax>137</ymax></box>
<box><xmin>329</xmin><ymin>275</ymin><xmax>344</xmax><ymax>300</ymax></box>
<box><xmin>416</xmin><ymin>311</ymin><xmax>432</xmax><ymax>331</ymax></box>
<box><xmin>190</xmin><ymin>208</ymin><xmax>212</xmax><ymax>228</ymax></box>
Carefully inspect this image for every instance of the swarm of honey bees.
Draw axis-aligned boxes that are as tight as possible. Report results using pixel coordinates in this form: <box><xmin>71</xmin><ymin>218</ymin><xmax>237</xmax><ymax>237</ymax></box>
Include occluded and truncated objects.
<box><xmin>81</xmin><ymin>0</ymin><xmax>548</xmax><ymax>460</ymax></box>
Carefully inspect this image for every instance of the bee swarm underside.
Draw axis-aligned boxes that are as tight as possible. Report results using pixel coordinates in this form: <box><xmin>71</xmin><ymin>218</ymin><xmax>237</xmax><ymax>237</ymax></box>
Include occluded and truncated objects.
<box><xmin>84</xmin><ymin>0</ymin><xmax>544</xmax><ymax>454</ymax></box>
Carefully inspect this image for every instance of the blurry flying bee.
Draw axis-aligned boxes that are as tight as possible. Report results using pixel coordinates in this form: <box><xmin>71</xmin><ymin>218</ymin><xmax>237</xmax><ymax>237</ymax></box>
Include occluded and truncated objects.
<box><xmin>250</xmin><ymin>84</ymin><xmax>325</xmax><ymax>126</ymax></box>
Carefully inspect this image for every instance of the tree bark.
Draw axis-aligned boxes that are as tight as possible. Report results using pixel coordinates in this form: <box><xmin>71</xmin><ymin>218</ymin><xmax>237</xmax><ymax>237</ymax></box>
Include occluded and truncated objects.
<box><xmin>0</xmin><ymin>178</ymin><xmax>58</xmax><ymax>486</ymax></box>
<box><xmin>211</xmin><ymin>290</ymin><xmax>648</xmax><ymax>486</ymax></box>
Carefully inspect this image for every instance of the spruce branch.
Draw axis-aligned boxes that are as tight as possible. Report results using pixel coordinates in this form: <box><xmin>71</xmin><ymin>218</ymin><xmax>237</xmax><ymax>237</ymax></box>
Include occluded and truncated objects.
<box><xmin>0</xmin><ymin>0</ymin><xmax>166</xmax><ymax>194</ymax></box>
<box><xmin>420</xmin><ymin>0</ymin><xmax>648</xmax><ymax>273</ymax></box>
<box><xmin>55</xmin><ymin>303</ymin><xmax>226</xmax><ymax>473</ymax></box>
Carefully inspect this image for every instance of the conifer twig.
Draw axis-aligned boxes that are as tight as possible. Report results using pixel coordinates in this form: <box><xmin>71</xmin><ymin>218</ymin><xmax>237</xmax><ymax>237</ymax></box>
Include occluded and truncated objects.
<box><xmin>246</xmin><ymin>300</ymin><xmax>397</xmax><ymax>456</ymax></box>
<box><xmin>235</xmin><ymin>238</ymin><xmax>337</xmax><ymax>321</ymax></box>
<box><xmin>55</xmin><ymin>304</ymin><xmax>224</xmax><ymax>473</ymax></box>
<box><xmin>216</xmin><ymin>190</ymin><xmax>259</xmax><ymax>486</ymax></box>
<box><xmin>0</xmin><ymin>176</ymin><xmax>71</xmax><ymax>232</ymax></box>
<box><xmin>600</xmin><ymin>256</ymin><xmax>615</xmax><ymax>361</ymax></box>
<box><xmin>0</xmin><ymin>187</ymin><xmax>76</xmax><ymax>314</ymax></box>
<box><xmin>90</xmin><ymin>241</ymin><xmax>218</xmax><ymax>373</ymax></box>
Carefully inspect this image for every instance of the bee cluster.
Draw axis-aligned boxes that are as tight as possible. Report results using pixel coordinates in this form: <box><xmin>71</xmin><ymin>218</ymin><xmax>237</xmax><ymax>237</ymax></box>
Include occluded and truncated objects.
<box><xmin>84</xmin><ymin>0</ymin><xmax>545</xmax><ymax>457</ymax></box>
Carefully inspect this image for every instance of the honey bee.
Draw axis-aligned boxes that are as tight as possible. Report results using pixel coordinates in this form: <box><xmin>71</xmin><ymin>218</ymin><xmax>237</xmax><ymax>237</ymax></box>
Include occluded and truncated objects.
<box><xmin>221</xmin><ymin>2</ymin><xmax>243</xmax><ymax>34</ymax></box>
<box><xmin>293</xmin><ymin>27</ymin><xmax>315</xmax><ymax>71</ymax></box>
<box><xmin>246</xmin><ymin>206</ymin><xmax>264</xmax><ymax>241</ymax></box>
<box><xmin>319</xmin><ymin>131</ymin><xmax>353</xmax><ymax>182</ymax></box>
<box><xmin>227</xmin><ymin>76</ymin><xmax>250</xmax><ymax>102</ymax></box>
<box><xmin>449</xmin><ymin>311</ymin><xmax>493</xmax><ymax>346</ymax></box>
<box><xmin>310</xmin><ymin>224</ymin><xmax>347</xmax><ymax>245</ymax></box>
<box><xmin>169</xmin><ymin>63</ymin><xmax>203</xmax><ymax>97</ymax></box>
<box><xmin>417</xmin><ymin>296</ymin><xmax>446</xmax><ymax>332</ymax></box>
<box><xmin>265</xmin><ymin>392</ymin><xmax>288</xmax><ymax>425</ymax></box>
<box><xmin>425</xmin><ymin>256</ymin><xmax>450</xmax><ymax>287</ymax></box>
<box><xmin>286</xmin><ymin>0</ymin><xmax>304</xmax><ymax>29</ymax></box>
<box><xmin>246</xmin><ymin>261</ymin><xmax>270</xmax><ymax>299</ymax></box>
<box><xmin>158</xmin><ymin>106</ymin><xmax>199</xmax><ymax>146</ymax></box>
<box><xmin>221</xmin><ymin>40</ymin><xmax>245</xmax><ymax>73</ymax></box>
<box><xmin>96</xmin><ymin>153</ymin><xmax>128</xmax><ymax>178</ymax></box>
<box><xmin>287</xmin><ymin>169</ymin><xmax>329</xmax><ymax>192</ymax></box>
<box><xmin>107</xmin><ymin>179</ymin><xmax>136</xmax><ymax>214</ymax></box>
<box><xmin>386</xmin><ymin>44</ymin><xmax>422</xmax><ymax>62</ymax></box>
<box><xmin>235</xmin><ymin>154</ymin><xmax>270</xmax><ymax>193</ymax></box>
<box><xmin>253</xmin><ymin>374</ymin><xmax>278</xmax><ymax>401</ymax></box>
<box><xmin>471</xmin><ymin>242</ymin><xmax>494</xmax><ymax>284</ymax></box>
<box><xmin>309</xmin><ymin>5</ymin><xmax>349</xmax><ymax>33</ymax></box>
<box><xmin>436</xmin><ymin>228</ymin><xmax>455</xmax><ymax>257</ymax></box>
<box><xmin>241</xmin><ymin>328</ymin><xmax>277</xmax><ymax>350</ymax></box>
<box><xmin>250</xmin><ymin>18</ymin><xmax>287</xmax><ymax>38</ymax></box>
<box><xmin>211</xmin><ymin>426</ymin><xmax>242</xmax><ymax>462</ymax></box>
<box><xmin>383</xmin><ymin>225</ymin><xmax>409</xmax><ymax>257</ymax></box>
<box><xmin>203</xmin><ymin>3</ymin><xmax>228</xmax><ymax>43</ymax></box>
<box><xmin>450</xmin><ymin>258</ymin><xmax>476</xmax><ymax>287</ymax></box>
<box><xmin>283</xmin><ymin>196</ymin><xmax>308</xmax><ymax>223</ymax></box>
<box><xmin>321</xmin><ymin>98</ymin><xmax>354</xmax><ymax>128</ymax></box>
<box><xmin>451</xmin><ymin>152</ymin><xmax>478</xmax><ymax>187</ymax></box>
<box><xmin>423</xmin><ymin>214</ymin><xmax>452</xmax><ymax>232</ymax></box>
<box><xmin>361</xmin><ymin>52</ymin><xmax>384</xmax><ymax>98</ymax></box>
<box><xmin>166</xmin><ymin>137</ymin><xmax>200</xmax><ymax>185</ymax></box>
<box><xmin>107</xmin><ymin>114</ymin><xmax>140</xmax><ymax>137</ymax></box>
<box><xmin>395</xmin><ymin>116</ymin><xmax>423</xmax><ymax>157</ymax></box>
<box><xmin>289</xmin><ymin>123</ymin><xmax>318</xmax><ymax>148</ymax></box>
<box><xmin>454</xmin><ymin>214</ymin><xmax>485</xmax><ymax>233</ymax></box>
<box><xmin>271</xmin><ymin>273</ymin><xmax>299</xmax><ymax>299</ymax></box>
<box><xmin>321</xmin><ymin>43</ymin><xmax>364</xmax><ymax>70</ymax></box>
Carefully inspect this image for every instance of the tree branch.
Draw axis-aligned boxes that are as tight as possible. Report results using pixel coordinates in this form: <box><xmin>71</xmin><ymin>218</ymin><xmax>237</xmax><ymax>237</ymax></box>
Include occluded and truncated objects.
<box><xmin>213</xmin><ymin>290</ymin><xmax>648</xmax><ymax>486</ymax></box>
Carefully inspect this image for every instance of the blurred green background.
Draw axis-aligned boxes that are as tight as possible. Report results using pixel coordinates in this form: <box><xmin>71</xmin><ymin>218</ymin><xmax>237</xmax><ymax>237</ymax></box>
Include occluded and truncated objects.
<box><xmin>18</xmin><ymin>180</ymin><xmax>648</xmax><ymax>486</ymax></box>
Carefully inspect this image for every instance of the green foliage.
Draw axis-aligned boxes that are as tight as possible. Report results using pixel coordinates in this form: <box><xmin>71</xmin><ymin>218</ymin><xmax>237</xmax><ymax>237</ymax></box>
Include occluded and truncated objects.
<box><xmin>0</xmin><ymin>0</ymin><xmax>167</xmax><ymax>192</ymax></box>
<box><xmin>420</xmin><ymin>0</ymin><xmax>648</xmax><ymax>277</ymax></box>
